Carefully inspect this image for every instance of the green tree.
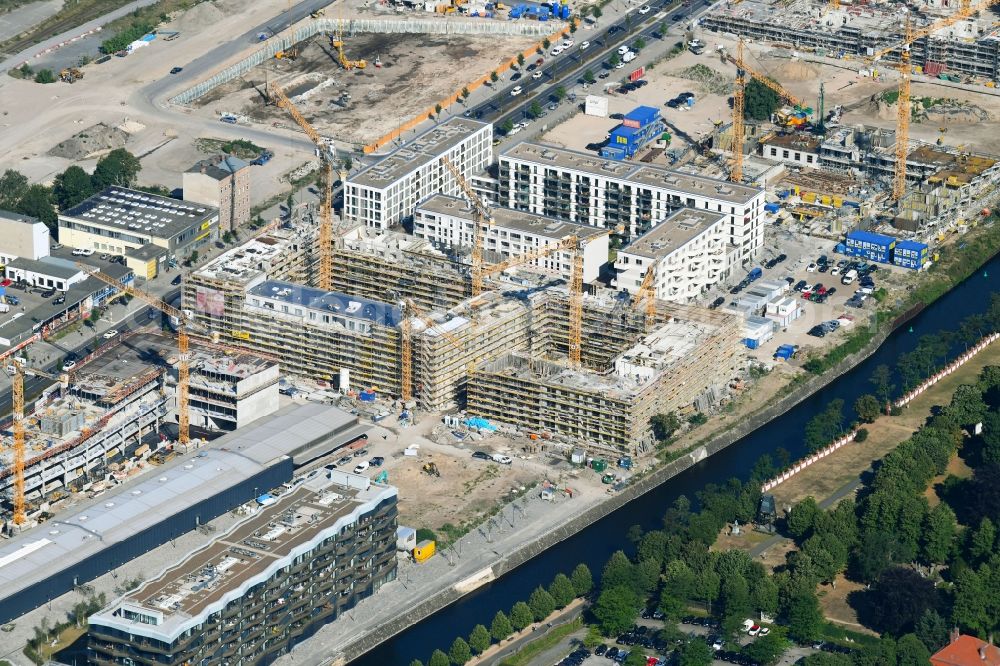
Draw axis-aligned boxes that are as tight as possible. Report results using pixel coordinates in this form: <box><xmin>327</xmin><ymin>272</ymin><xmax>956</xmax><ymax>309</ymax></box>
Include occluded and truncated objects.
<box><xmin>554</xmin><ymin>85</ymin><xmax>567</xmax><ymax>101</ymax></box>
<box><xmin>969</xmin><ymin>517</ymin><xmax>997</xmax><ymax>563</ymax></box>
<box><xmin>491</xmin><ymin>610</ymin><xmax>513</xmax><ymax>641</ymax></box>
<box><xmin>609</xmin><ymin>52</ymin><xmax>621</xmax><ymax>67</ymax></box>
<box><xmin>948</xmin><ymin>383</ymin><xmax>988</xmax><ymax>427</ymax></box>
<box><xmin>870</xmin><ymin>364</ymin><xmax>895</xmax><ymax>405</ymax></box>
<box><xmin>490</xmin><ymin>71</ymin><xmax>499</xmax><ymax>83</ymax></box>
<box><xmin>528</xmin><ymin>586</ymin><xmax>556</xmax><ymax>621</ymax></box>
<box><xmin>951</xmin><ymin>567</ymin><xmax>992</xmax><ymax>636</ymax></box>
<box><xmin>510</xmin><ymin>601</ymin><xmax>533</xmax><ymax>631</ymax></box>
<box><xmin>409</xmin><ymin>660</ymin><xmax>424</xmax><ymax>666</ymax></box>
<box><xmin>802</xmin><ymin>655</ymin><xmax>852</xmax><ymax>666</ymax></box>
<box><xmin>650</xmin><ymin>412</ymin><xmax>681</xmax><ymax>441</ymax></box>
<box><xmin>804</xmin><ymin>399</ymin><xmax>845</xmax><ymax>452</ymax></box>
<box><xmin>852</xmin><ymin>531</ymin><xmax>898</xmax><ymax>584</ymax></box>
<box><xmin>743</xmin><ymin>632</ymin><xmax>788</xmax><ymax>666</ymax></box>
<box><xmin>428</xmin><ymin>649</ymin><xmax>450</xmax><ymax>666</ymax></box>
<box><xmin>18</xmin><ymin>63</ymin><xmax>33</xmax><ymax>78</ymax></box>
<box><xmin>719</xmin><ymin>574</ymin><xmax>751</xmax><ymax>631</ymax></box>
<box><xmin>750</xmin><ymin>574</ymin><xmax>779</xmax><ymax>617</ymax></box>
<box><xmin>678</xmin><ymin>638</ymin><xmax>714</xmax><ymax>666</ymax></box>
<box><xmin>601</xmin><ymin>551</ymin><xmax>634</xmax><ymax>590</ymax></box>
<box><xmin>542</xmin><ymin>38</ymin><xmax>551</xmax><ymax>49</ymax></box>
<box><xmin>501</xmin><ymin>119</ymin><xmax>514</xmax><ymax>135</ymax></box>
<box><xmin>623</xmin><ymin>648</ymin><xmax>648</xmax><ymax>666</ymax></box>
<box><xmin>896</xmin><ymin>633</ymin><xmax>931</xmax><ymax>666</ymax></box>
<box><xmin>785</xmin><ymin>588</ymin><xmax>823</xmax><ymax>642</ymax></box>
<box><xmin>633</xmin><ymin>37</ymin><xmax>646</xmax><ymax>50</ymax></box>
<box><xmin>569</xmin><ymin>18</ymin><xmax>578</xmax><ymax>33</ymax></box>
<box><xmin>517</xmin><ymin>53</ymin><xmax>525</xmax><ymax>66</ymax></box>
<box><xmin>855</xmin><ymin>428</ymin><xmax>869</xmax><ymax>442</ymax></box>
<box><xmin>92</xmin><ymin>148</ymin><xmax>142</xmax><ymax>189</ymax></box>
<box><xmin>549</xmin><ymin>573</ymin><xmax>576</xmax><ymax>608</ymax></box>
<box><xmin>583</xmin><ymin>69</ymin><xmax>596</xmax><ymax>84</ymax></box>
<box><xmin>914</xmin><ymin>608</ymin><xmax>949</xmax><ymax>653</ymax></box>
<box><xmin>34</xmin><ymin>69</ymin><xmax>56</xmax><ymax>84</ymax></box>
<box><xmin>744</xmin><ymin>78</ymin><xmax>781</xmax><ymax>120</ymax></box>
<box><xmin>592</xmin><ymin>6</ymin><xmax>602</xmax><ymax>19</ymax></box>
<box><xmin>528</xmin><ymin>101</ymin><xmax>543</xmax><ymax>119</ymax></box>
<box><xmin>922</xmin><ymin>503</ymin><xmax>957</xmax><ymax>565</ymax></box>
<box><xmin>854</xmin><ymin>394</ymin><xmax>882</xmax><ymax>424</ymax></box>
<box><xmin>593</xmin><ymin>586</ymin><xmax>640</xmax><ymax>636</ymax></box>
<box><xmin>571</xmin><ymin>563</ymin><xmax>593</xmax><ymax>597</ymax></box>
<box><xmin>787</xmin><ymin>496</ymin><xmax>820</xmax><ymax>540</ymax></box>
<box><xmin>0</xmin><ymin>169</ymin><xmax>29</xmax><ymax>209</ymax></box>
<box><xmin>461</xmin><ymin>87</ymin><xmax>470</xmax><ymax>101</ymax></box>
<box><xmin>17</xmin><ymin>184</ymin><xmax>56</xmax><ymax>231</ymax></box>
<box><xmin>449</xmin><ymin>637</ymin><xmax>471</xmax><ymax>665</ymax></box>
<box><xmin>867</xmin><ymin>567</ymin><xmax>938</xmax><ymax>636</ymax></box>
<box><xmin>53</xmin><ymin>165</ymin><xmax>96</xmax><ymax>210</ymax></box>
<box><xmin>468</xmin><ymin>624</ymin><xmax>490</xmax><ymax>654</ymax></box>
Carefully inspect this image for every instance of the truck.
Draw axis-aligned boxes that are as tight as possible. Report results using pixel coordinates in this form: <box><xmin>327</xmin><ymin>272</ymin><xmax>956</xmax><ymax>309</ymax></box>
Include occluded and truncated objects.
<box><xmin>617</xmin><ymin>456</ymin><xmax>633</xmax><ymax>470</ymax></box>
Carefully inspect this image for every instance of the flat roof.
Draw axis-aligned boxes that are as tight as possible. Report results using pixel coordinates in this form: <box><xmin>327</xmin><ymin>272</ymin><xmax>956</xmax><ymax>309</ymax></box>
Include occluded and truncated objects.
<box><xmin>61</xmin><ymin>187</ymin><xmax>218</xmax><ymax>240</ymax></box>
<box><xmin>761</xmin><ymin>133</ymin><xmax>821</xmax><ymax>152</ymax></box>
<box><xmin>0</xmin><ymin>209</ymin><xmax>42</xmax><ymax>226</ymax></box>
<box><xmin>8</xmin><ymin>256</ymin><xmax>82</xmax><ymax>280</ymax></box>
<box><xmin>349</xmin><ymin>117</ymin><xmax>489</xmax><ymax>190</ymax></box>
<box><xmin>247</xmin><ymin>280</ymin><xmax>402</xmax><ymax>327</ymax></box>
<box><xmin>622</xmin><ymin>208</ymin><xmax>725</xmax><ymax>260</ymax></box>
<box><xmin>501</xmin><ymin>142</ymin><xmax>762</xmax><ymax>204</ymax></box>
<box><xmin>0</xmin><ymin>402</ymin><xmax>358</xmax><ymax>613</ymax></box>
<box><xmin>192</xmin><ymin>226</ymin><xmax>305</xmax><ymax>285</ymax></box>
<box><xmin>415</xmin><ymin>194</ymin><xmax>608</xmax><ymax>241</ymax></box>
<box><xmin>90</xmin><ymin>474</ymin><xmax>394</xmax><ymax>641</ymax></box>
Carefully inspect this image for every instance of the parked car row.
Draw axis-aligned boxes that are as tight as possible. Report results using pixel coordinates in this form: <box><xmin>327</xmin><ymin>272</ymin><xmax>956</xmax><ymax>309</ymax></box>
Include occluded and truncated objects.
<box><xmin>812</xmin><ymin>641</ymin><xmax>857</xmax><ymax>656</ymax></box>
<box><xmin>554</xmin><ymin>646</ymin><xmax>590</xmax><ymax>666</ymax></box>
<box><xmin>680</xmin><ymin>615</ymin><xmax>720</xmax><ymax>628</ymax></box>
<box><xmin>808</xmin><ymin>319</ymin><xmax>842</xmax><ymax>337</ymax></box>
<box><xmin>715</xmin><ymin>650</ymin><xmax>761</xmax><ymax>666</ymax></box>
<box><xmin>666</xmin><ymin>91</ymin><xmax>695</xmax><ymax>108</ymax></box>
<box><xmin>616</xmin><ymin>624</ymin><xmax>670</xmax><ymax>652</ymax></box>
<box><xmin>763</xmin><ymin>253</ymin><xmax>787</xmax><ymax>269</ymax></box>
<box><xmin>471</xmin><ymin>451</ymin><xmax>513</xmax><ymax>465</ymax></box>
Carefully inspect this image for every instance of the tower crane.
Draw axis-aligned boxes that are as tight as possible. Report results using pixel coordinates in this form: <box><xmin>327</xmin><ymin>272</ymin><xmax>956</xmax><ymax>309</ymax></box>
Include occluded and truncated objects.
<box><xmin>8</xmin><ymin>362</ymin><xmax>66</xmax><ymax>525</ymax></box>
<box><xmin>636</xmin><ymin>266</ymin><xmax>658</xmax><ymax>332</ymax></box>
<box><xmin>865</xmin><ymin>0</ymin><xmax>1000</xmax><ymax>200</ymax></box>
<box><xmin>268</xmin><ymin>82</ymin><xmax>336</xmax><ymax>291</ymax></box>
<box><xmin>440</xmin><ymin>156</ymin><xmax>490</xmax><ymax>297</ymax></box>
<box><xmin>399</xmin><ymin>298</ymin><xmax>464</xmax><ymax>403</ymax></box>
<box><xmin>77</xmin><ymin>266</ymin><xmax>214</xmax><ymax>449</ymax></box>
<box><xmin>330</xmin><ymin>21</ymin><xmax>367</xmax><ymax>70</ymax></box>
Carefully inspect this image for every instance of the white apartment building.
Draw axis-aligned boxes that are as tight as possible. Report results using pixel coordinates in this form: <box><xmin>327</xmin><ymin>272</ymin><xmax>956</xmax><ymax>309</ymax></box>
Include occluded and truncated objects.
<box><xmin>614</xmin><ymin>208</ymin><xmax>726</xmax><ymax>304</ymax></box>
<box><xmin>413</xmin><ymin>194</ymin><xmax>609</xmax><ymax>283</ymax></box>
<box><xmin>0</xmin><ymin>210</ymin><xmax>50</xmax><ymax>264</ymax></box>
<box><xmin>344</xmin><ymin>118</ymin><xmax>493</xmax><ymax>230</ymax></box>
<box><xmin>498</xmin><ymin>142</ymin><xmax>765</xmax><ymax>271</ymax></box>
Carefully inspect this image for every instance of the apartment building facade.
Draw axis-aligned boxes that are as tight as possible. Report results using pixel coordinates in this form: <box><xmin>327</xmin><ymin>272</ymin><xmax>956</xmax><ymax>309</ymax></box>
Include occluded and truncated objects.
<box><xmin>497</xmin><ymin>142</ymin><xmax>765</xmax><ymax>271</ymax></box>
<box><xmin>344</xmin><ymin>118</ymin><xmax>493</xmax><ymax>230</ymax></box>
<box><xmin>87</xmin><ymin>473</ymin><xmax>397</xmax><ymax>665</ymax></box>
<box><xmin>613</xmin><ymin>208</ymin><xmax>726</xmax><ymax>304</ymax></box>
<box><xmin>184</xmin><ymin>155</ymin><xmax>252</xmax><ymax>233</ymax></box>
<box><xmin>413</xmin><ymin>194</ymin><xmax>609</xmax><ymax>283</ymax></box>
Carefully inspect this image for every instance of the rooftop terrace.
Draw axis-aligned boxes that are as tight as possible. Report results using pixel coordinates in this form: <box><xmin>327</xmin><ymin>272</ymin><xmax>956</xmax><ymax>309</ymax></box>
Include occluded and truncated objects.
<box><xmin>623</xmin><ymin>208</ymin><xmax>725</xmax><ymax>260</ymax></box>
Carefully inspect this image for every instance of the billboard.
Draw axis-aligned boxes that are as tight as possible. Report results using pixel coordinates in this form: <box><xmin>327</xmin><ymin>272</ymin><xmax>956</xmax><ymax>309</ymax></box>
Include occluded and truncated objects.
<box><xmin>584</xmin><ymin>94</ymin><xmax>608</xmax><ymax>117</ymax></box>
<box><xmin>195</xmin><ymin>286</ymin><xmax>225</xmax><ymax>317</ymax></box>
<box><xmin>629</xmin><ymin>67</ymin><xmax>645</xmax><ymax>82</ymax></box>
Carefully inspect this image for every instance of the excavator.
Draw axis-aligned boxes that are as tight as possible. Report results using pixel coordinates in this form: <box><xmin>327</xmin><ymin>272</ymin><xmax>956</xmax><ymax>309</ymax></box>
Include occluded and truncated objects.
<box><xmin>59</xmin><ymin>68</ymin><xmax>84</xmax><ymax>83</ymax></box>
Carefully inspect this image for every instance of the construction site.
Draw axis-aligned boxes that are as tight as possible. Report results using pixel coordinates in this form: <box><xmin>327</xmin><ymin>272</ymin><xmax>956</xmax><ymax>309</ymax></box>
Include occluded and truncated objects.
<box><xmin>198</xmin><ymin>28</ymin><xmax>539</xmax><ymax>147</ymax></box>
<box><xmin>0</xmin><ymin>332</ymin><xmax>280</xmax><ymax>533</ymax></box>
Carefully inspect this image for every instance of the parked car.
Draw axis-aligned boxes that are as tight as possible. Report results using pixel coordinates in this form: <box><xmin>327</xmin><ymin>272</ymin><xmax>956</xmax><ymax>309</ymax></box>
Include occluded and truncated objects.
<box><xmin>369</xmin><ymin>456</ymin><xmax>385</xmax><ymax>466</ymax></box>
<box><xmin>491</xmin><ymin>453</ymin><xmax>513</xmax><ymax>465</ymax></box>
<box><xmin>53</xmin><ymin>296</ymin><xmax>66</xmax><ymax>305</ymax></box>
<box><xmin>806</xmin><ymin>262</ymin><xmax>817</xmax><ymax>272</ymax></box>
<box><xmin>639</xmin><ymin>3</ymin><xmax>651</xmax><ymax>11</ymax></box>
<box><xmin>71</xmin><ymin>248</ymin><xmax>95</xmax><ymax>256</ymax></box>
<box><xmin>532</xmin><ymin>70</ymin><xmax>543</xmax><ymax>79</ymax></box>
<box><xmin>353</xmin><ymin>461</ymin><xmax>369</xmax><ymax>474</ymax></box>
<box><xmin>337</xmin><ymin>455</ymin><xmax>353</xmax><ymax>466</ymax></box>
<box><xmin>471</xmin><ymin>451</ymin><xmax>491</xmax><ymax>460</ymax></box>
<box><xmin>510</xmin><ymin>72</ymin><xmax>522</xmax><ymax>81</ymax></box>
<box><xmin>62</xmin><ymin>360</ymin><xmax>77</xmax><ymax>371</ymax></box>
<box><xmin>170</xmin><ymin>66</ymin><xmax>183</xmax><ymax>74</ymax></box>
<box><xmin>710</xmin><ymin>296</ymin><xmax>725</xmax><ymax>309</ymax></box>
<box><xmin>171</xmin><ymin>275</ymin><xmax>182</xmax><ymax>285</ymax></box>
<box><xmin>353</xmin><ymin>448</ymin><xmax>369</xmax><ymax>458</ymax></box>
<box><xmin>102</xmin><ymin>329</ymin><xmax>119</xmax><ymax>339</ymax></box>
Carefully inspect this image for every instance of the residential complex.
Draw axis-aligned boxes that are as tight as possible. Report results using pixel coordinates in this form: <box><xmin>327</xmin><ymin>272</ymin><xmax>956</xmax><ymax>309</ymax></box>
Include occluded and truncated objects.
<box><xmin>498</xmin><ymin>142</ymin><xmax>765</xmax><ymax>272</ymax></box>
<box><xmin>413</xmin><ymin>194</ymin><xmax>610</xmax><ymax>283</ymax></box>
<box><xmin>613</xmin><ymin>208</ymin><xmax>727</xmax><ymax>304</ymax></box>
<box><xmin>87</xmin><ymin>471</ymin><xmax>397</xmax><ymax>665</ymax></box>
<box><xmin>343</xmin><ymin>118</ymin><xmax>493</xmax><ymax>229</ymax></box>
<box><xmin>184</xmin><ymin>155</ymin><xmax>252</xmax><ymax>233</ymax></box>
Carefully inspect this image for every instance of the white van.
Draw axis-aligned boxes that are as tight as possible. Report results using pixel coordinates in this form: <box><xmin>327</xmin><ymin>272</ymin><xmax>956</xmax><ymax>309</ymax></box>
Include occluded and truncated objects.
<box><xmin>617</xmin><ymin>45</ymin><xmax>631</xmax><ymax>55</ymax></box>
<box><xmin>841</xmin><ymin>269</ymin><xmax>858</xmax><ymax>285</ymax></box>
<box><xmin>622</xmin><ymin>51</ymin><xmax>636</xmax><ymax>63</ymax></box>
<box><xmin>353</xmin><ymin>461</ymin><xmax>370</xmax><ymax>474</ymax></box>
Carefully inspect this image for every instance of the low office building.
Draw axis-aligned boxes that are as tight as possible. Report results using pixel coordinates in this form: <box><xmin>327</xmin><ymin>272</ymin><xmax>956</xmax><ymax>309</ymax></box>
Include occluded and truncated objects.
<box><xmin>413</xmin><ymin>194</ymin><xmax>609</xmax><ymax>283</ymax></box>
<box><xmin>343</xmin><ymin>118</ymin><xmax>493</xmax><ymax>229</ymax></box>
<box><xmin>498</xmin><ymin>142</ymin><xmax>765</xmax><ymax>270</ymax></box>
<box><xmin>57</xmin><ymin>187</ymin><xmax>220</xmax><ymax>266</ymax></box>
<box><xmin>87</xmin><ymin>471</ymin><xmax>397</xmax><ymax>665</ymax></box>
<box><xmin>184</xmin><ymin>155</ymin><xmax>252</xmax><ymax>233</ymax></box>
<box><xmin>0</xmin><ymin>210</ymin><xmax>50</xmax><ymax>264</ymax></box>
<box><xmin>613</xmin><ymin>208</ymin><xmax>726</xmax><ymax>304</ymax></box>
<box><xmin>4</xmin><ymin>256</ymin><xmax>87</xmax><ymax>292</ymax></box>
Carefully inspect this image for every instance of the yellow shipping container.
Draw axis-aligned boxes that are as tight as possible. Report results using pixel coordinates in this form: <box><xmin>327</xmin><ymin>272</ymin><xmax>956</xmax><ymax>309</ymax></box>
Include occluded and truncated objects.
<box><xmin>802</xmin><ymin>192</ymin><xmax>816</xmax><ymax>203</ymax></box>
<box><xmin>820</xmin><ymin>194</ymin><xmax>831</xmax><ymax>205</ymax></box>
<box><xmin>414</xmin><ymin>540</ymin><xmax>436</xmax><ymax>563</ymax></box>
<box><xmin>832</xmin><ymin>196</ymin><xmax>843</xmax><ymax>208</ymax></box>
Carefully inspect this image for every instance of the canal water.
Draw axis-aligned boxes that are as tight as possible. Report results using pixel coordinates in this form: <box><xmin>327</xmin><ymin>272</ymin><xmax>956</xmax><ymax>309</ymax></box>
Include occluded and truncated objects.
<box><xmin>353</xmin><ymin>255</ymin><xmax>999</xmax><ymax>665</ymax></box>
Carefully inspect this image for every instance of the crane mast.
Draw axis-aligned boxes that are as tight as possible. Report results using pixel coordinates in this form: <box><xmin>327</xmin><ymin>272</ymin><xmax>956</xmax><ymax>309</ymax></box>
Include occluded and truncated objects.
<box><xmin>440</xmin><ymin>156</ymin><xmax>489</xmax><ymax>296</ymax></box>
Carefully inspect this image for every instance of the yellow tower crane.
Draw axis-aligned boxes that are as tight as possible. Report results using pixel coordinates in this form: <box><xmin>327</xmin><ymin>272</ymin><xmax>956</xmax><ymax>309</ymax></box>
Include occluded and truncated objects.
<box><xmin>269</xmin><ymin>82</ymin><xmax>336</xmax><ymax>291</ymax></box>
<box><xmin>330</xmin><ymin>21</ymin><xmax>367</xmax><ymax>70</ymax></box>
<box><xmin>866</xmin><ymin>0</ymin><xmax>1000</xmax><ymax>200</ymax></box>
<box><xmin>440</xmin><ymin>156</ymin><xmax>491</xmax><ymax>297</ymax></box>
<box><xmin>8</xmin><ymin>362</ymin><xmax>66</xmax><ymax>525</ymax></box>
<box><xmin>78</xmin><ymin>266</ymin><xmax>215</xmax><ymax>448</ymax></box>
<box><xmin>399</xmin><ymin>299</ymin><xmax>464</xmax><ymax>403</ymax></box>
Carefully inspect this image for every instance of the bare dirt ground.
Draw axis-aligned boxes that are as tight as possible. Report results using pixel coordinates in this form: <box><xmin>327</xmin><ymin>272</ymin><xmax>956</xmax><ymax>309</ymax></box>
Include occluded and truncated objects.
<box><xmin>818</xmin><ymin>575</ymin><xmax>877</xmax><ymax>635</ymax></box>
<box><xmin>198</xmin><ymin>31</ymin><xmax>536</xmax><ymax>145</ymax></box>
<box><xmin>771</xmin><ymin>340</ymin><xmax>1000</xmax><ymax>509</ymax></box>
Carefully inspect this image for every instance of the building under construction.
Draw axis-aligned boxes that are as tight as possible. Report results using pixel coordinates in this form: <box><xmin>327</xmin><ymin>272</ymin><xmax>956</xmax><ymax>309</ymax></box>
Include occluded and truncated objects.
<box><xmin>700</xmin><ymin>0</ymin><xmax>1000</xmax><ymax>80</ymax></box>
<box><xmin>0</xmin><ymin>333</ymin><xmax>280</xmax><ymax>527</ymax></box>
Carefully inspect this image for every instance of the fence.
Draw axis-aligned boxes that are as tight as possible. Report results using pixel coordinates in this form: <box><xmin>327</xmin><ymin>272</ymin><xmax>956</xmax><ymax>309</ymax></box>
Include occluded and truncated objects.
<box><xmin>169</xmin><ymin>18</ymin><xmax>563</xmax><ymax>106</ymax></box>
<box><xmin>760</xmin><ymin>331</ymin><xmax>1000</xmax><ymax>493</ymax></box>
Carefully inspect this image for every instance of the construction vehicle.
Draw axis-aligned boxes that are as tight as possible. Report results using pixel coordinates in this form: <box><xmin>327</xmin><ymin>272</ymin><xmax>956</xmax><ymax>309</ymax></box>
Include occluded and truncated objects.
<box><xmin>330</xmin><ymin>22</ymin><xmax>367</xmax><ymax>70</ymax></box>
<box><xmin>8</xmin><ymin>361</ymin><xmax>67</xmax><ymax>525</ymax></box>
<box><xmin>422</xmin><ymin>462</ymin><xmax>441</xmax><ymax>477</ymax></box>
<box><xmin>59</xmin><ymin>68</ymin><xmax>83</xmax><ymax>83</ymax></box>
<box><xmin>274</xmin><ymin>48</ymin><xmax>298</xmax><ymax>60</ymax></box>
<box><xmin>268</xmin><ymin>83</ymin><xmax>335</xmax><ymax>291</ymax></box>
<box><xmin>310</xmin><ymin>9</ymin><xmax>325</xmax><ymax>17</ymax></box>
